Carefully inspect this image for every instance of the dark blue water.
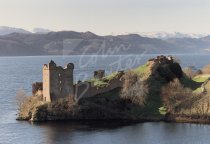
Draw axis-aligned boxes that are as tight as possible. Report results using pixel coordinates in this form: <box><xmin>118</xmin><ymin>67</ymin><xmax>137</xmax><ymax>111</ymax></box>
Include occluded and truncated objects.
<box><xmin>1</xmin><ymin>54</ymin><xmax>210</xmax><ymax>144</ymax></box>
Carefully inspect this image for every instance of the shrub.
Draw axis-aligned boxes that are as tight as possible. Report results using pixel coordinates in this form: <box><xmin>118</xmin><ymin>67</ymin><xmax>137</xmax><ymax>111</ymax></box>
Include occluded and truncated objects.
<box><xmin>16</xmin><ymin>90</ymin><xmax>43</xmax><ymax>120</ymax></box>
<box><xmin>16</xmin><ymin>89</ymin><xmax>28</xmax><ymax>111</ymax></box>
<box><xmin>161</xmin><ymin>78</ymin><xmax>193</xmax><ymax>113</ymax></box>
<box><xmin>157</xmin><ymin>62</ymin><xmax>183</xmax><ymax>82</ymax></box>
<box><xmin>32</xmin><ymin>82</ymin><xmax>43</xmax><ymax>95</ymax></box>
<box><xmin>122</xmin><ymin>70</ymin><xmax>138</xmax><ymax>88</ymax></box>
<box><xmin>174</xmin><ymin>93</ymin><xmax>210</xmax><ymax>116</ymax></box>
<box><xmin>202</xmin><ymin>64</ymin><xmax>210</xmax><ymax>74</ymax></box>
<box><xmin>194</xmin><ymin>95</ymin><xmax>210</xmax><ymax>116</ymax></box>
<box><xmin>47</xmin><ymin>96</ymin><xmax>76</xmax><ymax>112</ymax></box>
<box><xmin>121</xmin><ymin>70</ymin><xmax>148</xmax><ymax>105</ymax></box>
<box><xmin>169</xmin><ymin>62</ymin><xmax>183</xmax><ymax>79</ymax></box>
<box><xmin>183</xmin><ymin>67</ymin><xmax>196</xmax><ymax>79</ymax></box>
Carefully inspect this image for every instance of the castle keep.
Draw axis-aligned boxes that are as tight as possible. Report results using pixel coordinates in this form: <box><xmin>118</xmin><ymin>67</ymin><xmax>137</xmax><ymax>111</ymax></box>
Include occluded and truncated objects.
<box><xmin>43</xmin><ymin>60</ymin><xmax>74</xmax><ymax>102</ymax></box>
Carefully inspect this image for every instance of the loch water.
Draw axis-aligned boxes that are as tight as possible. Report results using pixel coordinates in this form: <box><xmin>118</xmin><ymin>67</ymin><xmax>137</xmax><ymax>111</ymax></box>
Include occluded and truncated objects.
<box><xmin>1</xmin><ymin>54</ymin><xmax>210</xmax><ymax>144</ymax></box>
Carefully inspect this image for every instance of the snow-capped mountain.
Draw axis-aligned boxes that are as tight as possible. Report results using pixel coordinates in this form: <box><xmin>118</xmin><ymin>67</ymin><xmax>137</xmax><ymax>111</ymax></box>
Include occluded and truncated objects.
<box><xmin>0</xmin><ymin>26</ymin><xmax>31</xmax><ymax>35</ymax></box>
<box><xmin>33</xmin><ymin>28</ymin><xmax>52</xmax><ymax>34</ymax></box>
<box><xmin>139</xmin><ymin>32</ymin><xmax>208</xmax><ymax>40</ymax></box>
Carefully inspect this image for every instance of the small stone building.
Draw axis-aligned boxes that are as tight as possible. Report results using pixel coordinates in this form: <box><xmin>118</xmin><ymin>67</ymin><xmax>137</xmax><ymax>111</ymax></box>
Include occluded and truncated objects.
<box><xmin>94</xmin><ymin>70</ymin><xmax>105</xmax><ymax>79</ymax></box>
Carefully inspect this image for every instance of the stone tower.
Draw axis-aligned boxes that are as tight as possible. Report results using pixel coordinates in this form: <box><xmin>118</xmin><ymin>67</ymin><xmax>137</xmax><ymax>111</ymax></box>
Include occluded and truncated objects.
<box><xmin>43</xmin><ymin>60</ymin><xmax>74</xmax><ymax>102</ymax></box>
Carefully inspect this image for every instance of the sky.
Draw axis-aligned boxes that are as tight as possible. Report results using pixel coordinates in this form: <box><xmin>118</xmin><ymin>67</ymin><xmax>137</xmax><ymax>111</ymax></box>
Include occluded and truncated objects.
<box><xmin>0</xmin><ymin>0</ymin><xmax>210</xmax><ymax>35</ymax></box>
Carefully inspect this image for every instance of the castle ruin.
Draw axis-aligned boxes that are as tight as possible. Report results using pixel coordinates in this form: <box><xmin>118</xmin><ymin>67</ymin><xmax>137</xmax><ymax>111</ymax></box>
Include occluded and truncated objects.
<box><xmin>42</xmin><ymin>61</ymin><xmax>124</xmax><ymax>102</ymax></box>
<box><xmin>43</xmin><ymin>60</ymin><xmax>74</xmax><ymax>102</ymax></box>
<box><xmin>41</xmin><ymin>56</ymin><xmax>177</xmax><ymax>102</ymax></box>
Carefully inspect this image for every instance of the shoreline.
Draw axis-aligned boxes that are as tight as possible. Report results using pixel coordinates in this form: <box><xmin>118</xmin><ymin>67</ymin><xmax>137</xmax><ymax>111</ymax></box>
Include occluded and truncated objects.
<box><xmin>165</xmin><ymin>114</ymin><xmax>210</xmax><ymax>125</ymax></box>
<box><xmin>17</xmin><ymin>114</ymin><xmax>210</xmax><ymax>125</ymax></box>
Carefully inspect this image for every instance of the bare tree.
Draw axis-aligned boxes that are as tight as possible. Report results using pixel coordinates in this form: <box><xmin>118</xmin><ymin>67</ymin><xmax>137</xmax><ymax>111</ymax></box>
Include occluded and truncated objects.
<box><xmin>16</xmin><ymin>89</ymin><xmax>28</xmax><ymax>111</ymax></box>
<box><xmin>161</xmin><ymin>78</ymin><xmax>193</xmax><ymax>113</ymax></box>
<box><xmin>121</xmin><ymin>70</ymin><xmax>148</xmax><ymax>105</ymax></box>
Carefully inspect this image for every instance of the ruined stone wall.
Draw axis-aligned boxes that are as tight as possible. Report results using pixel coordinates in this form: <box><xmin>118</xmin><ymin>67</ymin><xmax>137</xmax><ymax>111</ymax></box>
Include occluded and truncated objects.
<box><xmin>74</xmin><ymin>77</ymin><xmax>123</xmax><ymax>100</ymax></box>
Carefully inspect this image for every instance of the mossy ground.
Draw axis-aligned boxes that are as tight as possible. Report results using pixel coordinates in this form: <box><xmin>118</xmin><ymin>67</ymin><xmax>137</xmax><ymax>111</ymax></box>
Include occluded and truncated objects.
<box><xmin>89</xmin><ymin>63</ymin><xmax>150</xmax><ymax>88</ymax></box>
<box><xmin>87</xmin><ymin>72</ymin><xmax>120</xmax><ymax>87</ymax></box>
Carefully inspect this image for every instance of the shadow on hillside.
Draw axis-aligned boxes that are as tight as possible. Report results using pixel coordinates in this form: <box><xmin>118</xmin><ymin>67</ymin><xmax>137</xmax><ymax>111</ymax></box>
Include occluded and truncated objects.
<box><xmin>180</xmin><ymin>76</ymin><xmax>203</xmax><ymax>90</ymax></box>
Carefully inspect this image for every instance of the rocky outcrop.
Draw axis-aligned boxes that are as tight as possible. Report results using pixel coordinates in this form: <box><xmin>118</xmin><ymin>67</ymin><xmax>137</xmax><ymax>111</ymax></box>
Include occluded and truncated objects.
<box><xmin>147</xmin><ymin>55</ymin><xmax>183</xmax><ymax>81</ymax></box>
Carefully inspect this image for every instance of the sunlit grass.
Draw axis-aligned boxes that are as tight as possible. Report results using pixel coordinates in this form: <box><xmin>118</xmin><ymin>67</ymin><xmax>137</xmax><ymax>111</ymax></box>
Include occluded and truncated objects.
<box><xmin>193</xmin><ymin>76</ymin><xmax>208</xmax><ymax>83</ymax></box>
<box><xmin>87</xmin><ymin>71</ymin><xmax>120</xmax><ymax>87</ymax></box>
<box><xmin>133</xmin><ymin>64</ymin><xmax>147</xmax><ymax>74</ymax></box>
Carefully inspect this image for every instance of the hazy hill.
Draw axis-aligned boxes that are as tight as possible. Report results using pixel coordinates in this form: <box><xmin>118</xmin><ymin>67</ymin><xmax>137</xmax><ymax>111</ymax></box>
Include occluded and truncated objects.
<box><xmin>33</xmin><ymin>28</ymin><xmax>52</xmax><ymax>34</ymax></box>
<box><xmin>0</xmin><ymin>31</ymin><xmax>210</xmax><ymax>56</ymax></box>
<box><xmin>0</xmin><ymin>26</ymin><xmax>31</xmax><ymax>36</ymax></box>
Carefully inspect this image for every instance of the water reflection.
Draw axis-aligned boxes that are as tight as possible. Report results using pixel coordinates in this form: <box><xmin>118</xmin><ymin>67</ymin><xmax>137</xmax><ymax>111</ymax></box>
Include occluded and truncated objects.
<box><xmin>28</xmin><ymin>121</ymin><xmax>210</xmax><ymax>144</ymax></box>
<box><xmin>32</xmin><ymin>121</ymin><xmax>138</xmax><ymax>144</ymax></box>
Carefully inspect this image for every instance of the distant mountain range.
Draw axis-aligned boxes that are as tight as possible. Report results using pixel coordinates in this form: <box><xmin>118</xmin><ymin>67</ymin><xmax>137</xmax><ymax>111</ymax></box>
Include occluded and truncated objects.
<box><xmin>0</xmin><ymin>27</ymin><xmax>210</xmax><ymax>56</ymax></box>
<box><xmin>112</xmin><ymin>32</ymin><xmax>208</xmax><ymax>39</ymax></box>
<box><xmin>0</xmin><ymin>26</ymin><xmax>52</xmax><ymax>35</ymax></box>
<box><xmin>139</xmin><ymin>32</ymin><xmax>208</xmax><ymax>40</ymax></box>
<box><xmin>0</xmin><ymin>26</ymin><xmax>31</xmax><ymax>35</ymax></box>
<box><xmin>32</xmin><ymin>28</ymin><xmax>52</xmax><ymax>34</ymax></box>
